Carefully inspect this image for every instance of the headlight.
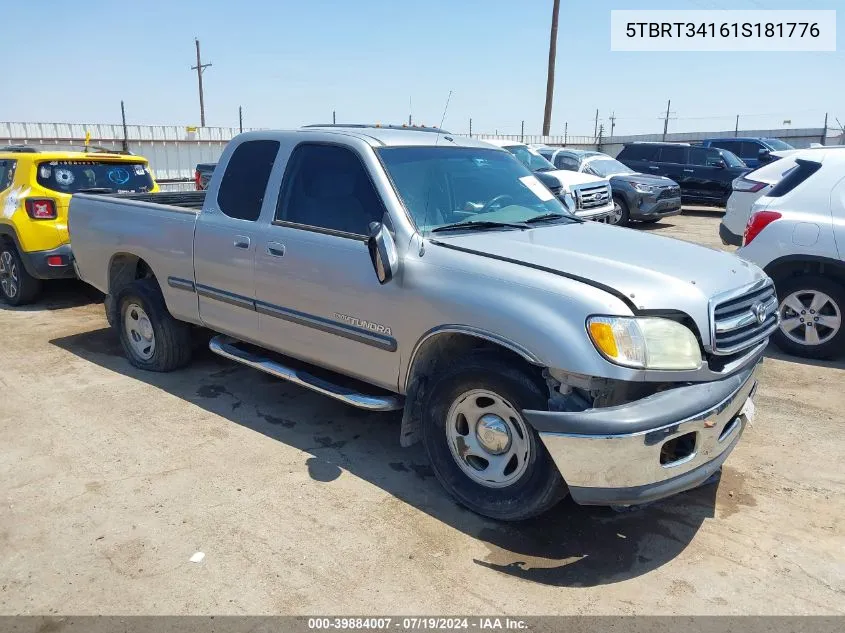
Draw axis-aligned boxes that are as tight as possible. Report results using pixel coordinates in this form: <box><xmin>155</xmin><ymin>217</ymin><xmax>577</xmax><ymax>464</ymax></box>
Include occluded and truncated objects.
<box><xmin>630</xmin><ymin>182</ymin><xmax>655</xmax><ymax>194</ymax></box>
<box><xmin>587</xmin><ymin>316</ymin><xmax>702</xmax><ymax>370</ymax></box>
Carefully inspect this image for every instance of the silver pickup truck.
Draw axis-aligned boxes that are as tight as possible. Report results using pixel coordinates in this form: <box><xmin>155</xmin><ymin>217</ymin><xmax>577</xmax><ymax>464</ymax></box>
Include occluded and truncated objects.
<box><xmin>69</xmin><ymin>126</ymin><xmax>778</xmax><ymax>521</ymax></box>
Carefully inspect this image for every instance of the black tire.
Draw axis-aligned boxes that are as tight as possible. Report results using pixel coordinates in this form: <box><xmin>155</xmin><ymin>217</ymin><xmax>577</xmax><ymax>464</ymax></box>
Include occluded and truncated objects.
<box><xmin>421</xmin><ymin>351</ymin><xmax>567</xmax><ymax>521</ymax></box>
<box><xmin>0</xmin><ymin>242</ymin><xmax>41</xmax><ymax>306</ymax></box>
<box><xmin>611</xmin><ymin>195</ymin><xmax>630</xmax><ymax>227</ymax></box>
<box><xmin>116</xmin><ymin>278</ymin><xmax>193</xmax><ymax>372</ymax></box>
<box><xmin>771</xmin><ymin>275</ymin><xmax>845</xmax><ymax>360</ymax></box>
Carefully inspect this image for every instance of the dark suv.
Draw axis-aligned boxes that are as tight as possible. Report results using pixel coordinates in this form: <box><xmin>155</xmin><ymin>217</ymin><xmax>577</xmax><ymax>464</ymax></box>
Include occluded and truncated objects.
<box><xmin>616</xmin><ymin>143</ymin><xmax>750</xmax><ymax>206</ymax></box>
<box><xmin>699</xmin><ymin>137</ymin><xmax>793</xmax><ymax>168</ymax></box>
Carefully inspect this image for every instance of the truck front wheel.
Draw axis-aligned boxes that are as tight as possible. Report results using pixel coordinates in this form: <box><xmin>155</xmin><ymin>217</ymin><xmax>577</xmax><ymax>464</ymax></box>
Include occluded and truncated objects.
<box><xmin>116</xmin><ymin>278</ymin><xmax>193</xmax><ymax>372</ymax></box>
<box><xmin>421</xmin><ymin>351</ymin><xmax>567</xmax><ymax>520</ymax></box>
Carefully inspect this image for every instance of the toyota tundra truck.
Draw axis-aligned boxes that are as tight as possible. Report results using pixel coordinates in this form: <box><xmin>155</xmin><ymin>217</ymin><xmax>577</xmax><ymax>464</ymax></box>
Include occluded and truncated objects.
<box><xmin>68</xmin><ymin>126</ymin><xmax>777</xmax><ymax>521</ymax></box>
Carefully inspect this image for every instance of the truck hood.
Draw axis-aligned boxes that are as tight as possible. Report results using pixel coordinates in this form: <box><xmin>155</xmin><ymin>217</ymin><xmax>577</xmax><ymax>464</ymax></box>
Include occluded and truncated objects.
<box><xmin>434</xmin><ymin>221</ymin><xmax>766</xmax><ymax>313</ymax></box>
<box><xmin>537</xmin><ymin>169</ymin><xmax>605</xmax><ymax>188</ymax></box>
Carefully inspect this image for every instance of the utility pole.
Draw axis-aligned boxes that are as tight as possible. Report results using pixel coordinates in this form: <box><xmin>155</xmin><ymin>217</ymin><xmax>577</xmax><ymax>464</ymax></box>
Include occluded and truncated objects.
<box><xmin>594</xmin><ymin>109</ymin><xmax>599</xmax><ymax>139</ymax></box>
<box><xmin>239</xmin><ymin>106</ymin><xmax>243</xmax><ymax>133</ymax></box>
<box><xmin>735</xmin><ymin>114</ymin><xmax>740</xmax><ymax>135</ymax></box>
<box><xmin>333</xmin><ymin>110</ymin><xmax>336</xmax><ymax>124</ymax></box>
<box><xmin>409</xmin><ymin>96</ymin><xmax>413</xmax><ymax>126</ymax></box>
<box><xmin>191</xmin><ymin>38</ymin><xmax>212</xmax><ymax>127</ymax></box>
<box><xmin>662</xmin><ymin>99</ymin><xmax>671</xmax><ymax>140</ymax></box>
<box><xmin>822</xmin><ymin>112</ymin><xmax>829</xmax><ymax>144</ymax></box>
<box><xmin>120</xmin><ymin>100</ymin><xmax>129</xmax><ymax>153</ymax></box>
<box><xmin>564</xmin><ymin>121</ymin><xmax>568</xmax><ymax>146</ymax></box>
<box><xmin>542</xmin><ymin>0</ymin><xmax>561</xmax><ymax>136</ymax></box>
<box><xmin>597</xmin><ymin>124</ymin><xmax>604</xmax><ymax>151</ymax></box>
<box><xmin>469</xmin><ymin>118</ymin><xmax>472</xmax><ymax>137</ymax></box>
<box><xmin>609</xmin><ymin>112</ymin><xmax>616</xmax><ymax>140</ymax></box>
<box><xmin>521</xmin><ymin>120</ymin><xmax>525</xmax><ymax>143</ymax></box>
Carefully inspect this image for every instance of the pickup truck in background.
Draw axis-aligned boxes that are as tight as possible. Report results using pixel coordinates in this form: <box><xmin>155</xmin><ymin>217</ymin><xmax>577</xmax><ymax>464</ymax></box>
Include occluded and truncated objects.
<box><xmin>69</xmin><ymin>126</ymin><xmax>775</xmax><ymax>520</ymax></box>
<box><xmin>194</xmin><ymin>162</ymin><xmax>216</xmax><ymax>190</ymax></box>
<box><xmin>482</xmin><ymin>139</ymin><xmax>614</xmax><ymax>222</ymax></box>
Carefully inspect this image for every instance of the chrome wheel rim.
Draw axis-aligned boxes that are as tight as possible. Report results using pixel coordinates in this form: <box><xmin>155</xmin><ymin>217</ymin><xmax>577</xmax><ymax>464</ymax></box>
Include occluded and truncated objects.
<box><xmin>0</xmin><ymin>251</ymin><xmax>18</xmax><ymax>299</ymax></box>
<box><xmin>608</xmin><ymin>201</ymin><xmax>624</xmax><ymax>225</ymax></box>
<box><xmin>124</xmin><ymin>303</ymin><xmax>156</xmax><ymax>360</ymax></box>
<box><xmin>779</xmin><ymin>290</ymin><xmax>841</xmax><ymax>347</ymax></box>
<box><xmin>445</xmin><ymin>388</ymin><xmax>531</xmax><ymax>489</ymax></box>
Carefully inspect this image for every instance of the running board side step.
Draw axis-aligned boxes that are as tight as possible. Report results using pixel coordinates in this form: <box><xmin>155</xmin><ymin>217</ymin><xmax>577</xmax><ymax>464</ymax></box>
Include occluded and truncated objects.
<box><xmin>208</xmin><ymin>335</ymin><xmax>403</xmax><ymax>411</ymax></box>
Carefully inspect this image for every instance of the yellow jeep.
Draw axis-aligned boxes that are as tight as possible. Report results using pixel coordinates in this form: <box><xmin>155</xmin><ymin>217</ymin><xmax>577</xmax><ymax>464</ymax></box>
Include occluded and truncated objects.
<box><xmin>0</xmin><ymin>146</ymin><xmax>159</xmax><ymax>305</ymax></box>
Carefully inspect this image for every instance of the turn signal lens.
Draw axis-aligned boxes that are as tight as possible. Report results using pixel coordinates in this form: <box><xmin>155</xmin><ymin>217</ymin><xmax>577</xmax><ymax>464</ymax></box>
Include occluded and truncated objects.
<box><xmin>588</xmin><ymin>321</ymin><xmax>619</xmax><ymax>359</ymax></box>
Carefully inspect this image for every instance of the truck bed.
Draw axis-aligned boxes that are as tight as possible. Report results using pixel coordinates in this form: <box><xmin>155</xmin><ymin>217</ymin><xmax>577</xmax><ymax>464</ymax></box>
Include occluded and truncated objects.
<box><xmin>110</xmin><ymin>191</ymin><xmax>207</xmax><ymax>210</ymax></box>
<box><xmin>68</xmin><ymin>191</ymin><xmax>203</xmax><ymax>325</ymax></box>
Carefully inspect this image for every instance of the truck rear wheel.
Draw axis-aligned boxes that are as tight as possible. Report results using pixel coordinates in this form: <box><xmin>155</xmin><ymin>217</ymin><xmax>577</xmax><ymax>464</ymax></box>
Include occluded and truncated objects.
<box><xmin>421</xmin><ymin>351</ymin><xmax>567</xmax><ymax>521</ymax></box>
<box><xmin>116</xmin><ymin>278</ymin><xmax>193</xmax><ymax>372</ymax></box>
<box><xmin>0</xmin><ymin>243</ymin><xmax>41</xmax><ymax>306</ymax></box>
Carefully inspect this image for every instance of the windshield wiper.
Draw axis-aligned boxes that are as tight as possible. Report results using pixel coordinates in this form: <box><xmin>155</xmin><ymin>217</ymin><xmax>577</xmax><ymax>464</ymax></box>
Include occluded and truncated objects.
<box><xmin>431</xmin><ymin>220</ymin><xmax>528</xmax><ymax>233</ymax></box>
<box><xmin>75</xmin><ymin>187</ymin><xmax>115</xmax><ymax>194</ymax></box>
<box><xmin>524</xmin><ymin>213</ymin><xmax>582</xmax><ymax>224</ymax></box>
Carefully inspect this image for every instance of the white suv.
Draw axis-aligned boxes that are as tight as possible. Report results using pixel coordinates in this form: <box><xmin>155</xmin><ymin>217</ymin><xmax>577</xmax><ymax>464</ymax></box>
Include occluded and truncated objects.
<box><xmin>737</xmin><ymin>147</ymin><xmax>845</xmax><ymax>359</ymax></box>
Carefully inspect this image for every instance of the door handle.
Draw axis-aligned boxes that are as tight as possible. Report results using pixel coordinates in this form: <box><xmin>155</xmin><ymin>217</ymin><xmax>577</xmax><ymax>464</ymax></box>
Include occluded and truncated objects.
<box><xmin>649</xmin><ymin>165</ymin><xmax>659</xmax><ymax>170</ymax></box>
<box><xmin>266</xmin><ymin>241</ymin><xmax>286</xmax><ymax>257</ymax></box>
<box><xmin>234</xmin><ymin>235</ymin><xmax>250</xmax><ymax>249</ymax></box>
<box><xmin>683</xmin><ymin>169</ymin><xmax>694</xmax><ymax>173</ymax></box>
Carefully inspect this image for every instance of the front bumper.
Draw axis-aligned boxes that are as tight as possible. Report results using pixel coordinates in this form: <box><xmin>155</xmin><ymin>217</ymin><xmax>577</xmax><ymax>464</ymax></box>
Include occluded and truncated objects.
<box><xmin>19</xmin><ymin>244</ymin><xmax>76</xmax><ymax>280</ymax></box>
<box><xmin>630</xmin><ymin>194</ymin><xmax>682</xmax><ymax>220</ymax></box>
<box><xmin>525</xmin><ymin>360</ymin><xmax>761</xmax><ymax>506</ymax></box>
<box><xmin>720</xmin><ymin>223</ymin><xmax>743</xmax><ymax>247</ymax></box>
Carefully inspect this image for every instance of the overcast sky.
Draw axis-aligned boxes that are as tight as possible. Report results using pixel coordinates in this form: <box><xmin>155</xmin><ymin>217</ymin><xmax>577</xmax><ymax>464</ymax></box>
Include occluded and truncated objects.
<box><xmin>2</xmin><ymin>0</ymin><xmax>842</xmax><ymax>137</ymax></box>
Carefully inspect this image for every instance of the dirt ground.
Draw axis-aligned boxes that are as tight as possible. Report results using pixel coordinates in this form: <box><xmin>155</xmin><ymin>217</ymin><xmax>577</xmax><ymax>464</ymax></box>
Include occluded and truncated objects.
<box><xmin>1</xmin><ymin>210</ymin><xmax>843</xmax><ymax>615</ymax></box>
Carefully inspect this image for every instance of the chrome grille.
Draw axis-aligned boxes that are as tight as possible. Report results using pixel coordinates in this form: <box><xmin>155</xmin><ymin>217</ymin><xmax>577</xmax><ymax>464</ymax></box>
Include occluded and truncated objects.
<box><xmin>711</xmin><ymin>282</ymin><xmax>779</xmax><ymax>355</ymax></box>
<box><xmin>574</xmin><ymin>184</ymin><xmax>611</xmax><ymax>210</ymax></box>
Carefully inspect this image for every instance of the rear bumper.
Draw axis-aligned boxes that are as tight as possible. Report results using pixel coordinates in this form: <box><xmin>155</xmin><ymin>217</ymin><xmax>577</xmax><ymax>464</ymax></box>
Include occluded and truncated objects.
<box><xmin>720</xmin><ymin>223</ymin><xmax>743</xmax><ymax>247</ymax></box>
<box><xmin>19</xmin><ymin>244</ymin><xmax>76</xmax><ymax>280</ymax></box>
<box><xmin>525</xmin><ymin>359</ymin><xmax>761</xmax><ymax>506</ymax></box>
<box><xmin>630</xmin><ymin>195</ymin><xmax>682</xmax><ymax>220</ymax></box>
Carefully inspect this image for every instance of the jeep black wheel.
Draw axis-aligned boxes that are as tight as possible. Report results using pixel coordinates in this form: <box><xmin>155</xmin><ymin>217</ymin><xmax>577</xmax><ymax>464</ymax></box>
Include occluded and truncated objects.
<box><xmin>0</xmin><ymin>244</ymin><xmax>41</xmax><ymax>306</ymax></box>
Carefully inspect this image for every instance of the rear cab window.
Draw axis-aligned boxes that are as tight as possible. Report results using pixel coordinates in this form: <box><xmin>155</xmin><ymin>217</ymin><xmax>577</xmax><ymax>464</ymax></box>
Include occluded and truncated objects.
<box><xmin>37</xmin><ymin>160</ymin><xmax>154</xmax><ymax>194</ymax></box>
<box><xmin>217</xmin><ymin>140</ymin><xmax>280</xmax><ymax>221</ymax></box>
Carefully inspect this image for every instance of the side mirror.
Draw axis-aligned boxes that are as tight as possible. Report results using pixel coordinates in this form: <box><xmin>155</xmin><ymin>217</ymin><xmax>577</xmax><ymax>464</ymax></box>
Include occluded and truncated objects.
<box><xmin>715</xmin><ymin>159</ymin><xmax>727</xmax><ymax>168</ymax></box>
<box><xmin>367</xmin><ymin>222</ymin><xmax>399</xmax><ymax>285</ymax></box>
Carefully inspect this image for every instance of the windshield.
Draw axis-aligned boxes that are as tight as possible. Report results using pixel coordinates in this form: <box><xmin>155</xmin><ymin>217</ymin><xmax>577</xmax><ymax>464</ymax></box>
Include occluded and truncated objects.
<box><xmin>377</xmin><ymin>147</ymin><xmax>574</xmax><ymax>233</ymax></box>
<box><xmin>503</xmin><ymin>145</ymin><xmax>556</xmax><ymax>172</ymax></box>
<box><xmin>716</xmin><ymin>149</ymin><xmax>746</xmax><ymax>168</ymax></box>
<box><xmin>765</xmin><ymin>139</ymin><xmax>793</xmax><ymax>151</ymax></box>
<box><xmin>584</xmin><ymin>158</ymin><xmax>633</xmax><ymax>177</ymax></box>
<box><xmin>37</xmin><ymin>160</ymin><xmax>155</xmax><ymax>194</ymax></box>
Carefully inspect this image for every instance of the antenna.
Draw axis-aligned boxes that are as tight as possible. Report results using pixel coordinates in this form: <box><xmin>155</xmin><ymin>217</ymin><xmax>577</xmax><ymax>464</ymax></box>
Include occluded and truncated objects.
<box><xmin>420</xmin><ymin>90</ymin><xmax>454</xmax><ymax>238</ymax></box>
<box><xmin>438</xmin><ymin>90</ymin><xmax>453</xmax><ymax>132</ymax></box>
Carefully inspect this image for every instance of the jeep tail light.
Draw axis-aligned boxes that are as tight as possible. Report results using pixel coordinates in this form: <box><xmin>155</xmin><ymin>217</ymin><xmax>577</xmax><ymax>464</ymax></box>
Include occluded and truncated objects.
<box><xmin>194</xmin><ymin>169</ymin><xmax>202</xmax><ymax>190</ymax></box>
<box><xmin>732</xmin><ymin>177</ymin><xmax>767</xmax><ymax>193</ymax></box>
<box><xmin>743</xmin><ymin>210</ymin><xmax>781</xmax><ymax>245</ymax></box>
<box><xmin>25</xmin><ymin>198</ymin><xmax>57</xmax><ymax>219</ymax></box>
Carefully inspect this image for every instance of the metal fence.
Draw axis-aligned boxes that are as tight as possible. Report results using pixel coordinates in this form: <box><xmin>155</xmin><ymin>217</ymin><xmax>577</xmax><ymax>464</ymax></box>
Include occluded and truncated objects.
<box><xmin>1</xmin><ymin>122</ymin><xmax>254</xmax><ymax>181</ymax></box>
<box><xmin>3</xmin><ymin>122</ymin><xmax>841</xmax><ymax>181</ymax></box>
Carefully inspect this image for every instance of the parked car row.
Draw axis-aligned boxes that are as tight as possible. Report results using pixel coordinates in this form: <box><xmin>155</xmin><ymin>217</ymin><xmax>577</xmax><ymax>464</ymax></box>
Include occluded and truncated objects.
<box><xmin>536</xmin><ymin>147</ymin><xmax>682</xmax><ymax>225</ymax></box>
<box><xmin>65</xmin><ymin>125</ymin><xmax>773</xmax><ymax>520</ymax></box>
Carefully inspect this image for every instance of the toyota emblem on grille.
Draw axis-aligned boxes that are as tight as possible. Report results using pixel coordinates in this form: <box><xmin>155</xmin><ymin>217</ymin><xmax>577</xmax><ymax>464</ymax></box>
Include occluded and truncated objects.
<box><xmin>752</xmin><ymin>302</ymin><xmax>767</xmax><ymax>324</ymax></box>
